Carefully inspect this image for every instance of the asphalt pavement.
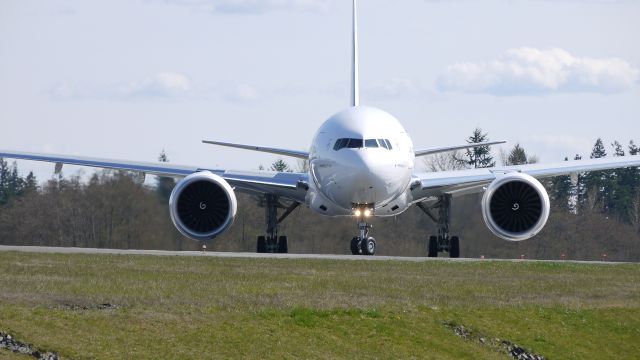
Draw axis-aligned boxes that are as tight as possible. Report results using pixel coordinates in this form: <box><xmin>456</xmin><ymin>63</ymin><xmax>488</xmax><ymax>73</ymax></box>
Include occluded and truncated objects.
<box><xmin>0</xmin><ymin>245</ymin><xmax>631</xmax><ymax>264</ymax></box>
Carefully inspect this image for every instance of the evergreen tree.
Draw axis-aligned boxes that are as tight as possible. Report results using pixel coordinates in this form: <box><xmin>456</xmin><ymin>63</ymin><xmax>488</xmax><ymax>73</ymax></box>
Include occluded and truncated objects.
<box><xmin>0</xmin><ymin>161</ymin><xmax>35</xmax><ymax>204</ymax></box>
<box><xmin>605</xmin><ymin>140</ymin><xmax>640</xmax><ymax>224</ymax></box>
<box><xmin>456</xmin><ymin>127</ymin><xmax>496</xmax><ymax>168</ymax></box>
<box><xmin>629</xmin><ymin>140</ymin><xmax>640</xmax><ymax>224</ymax></box>
<box><xmin>270</xmin><ymin>159</ymin><xmax>291</xmax><ymax>172</ymax></box>
<box><xmin>156</xmin><ymin>150</ymin><xmax>176</xmax><ymax>203</ymax></box>
<box><xmin>607</xmin><ymin>141</ymin><xmax>632</xmax><ymax>222</ymax></box>
<box><xmin>630</xmin><ymin>140</ymin><xmax>639</xmax><ymax>156</ymax></box>
<box><xmin>612</xmin><ymin>141</ymin><xmax>625</xmax><ymax>157</ymax></box>
<box><xmin>550</xmin><ymin>157</ymin><xmax>573</xmax><ymax>212</ymax></box>
<box><xmin>572</xmin><ymin>154</ymin><xmax>587</xmax><ymax>212</ymax></box>
<box><xmin>582</xmin><ymin>138</ymin><xmax>611</xmax><ymax>214</ymax></box>
<box><xmin>505</xmin><ymin>143</ymin><xmax>528</xmax><ymax>166</ymax></box>
<box><xmin>0</xmin><ymin>158</ymin><xmax>9</xmax><ymax>205</ymax></box>
<box><xmin>23</xmin><ymin>171</ymin><xmax>38</xmax><ymax>194</ymax></box>
<box><xmin>7</xmin><ymin>162</ymin><xmax>24</xmax><ymax>198</ymax></box>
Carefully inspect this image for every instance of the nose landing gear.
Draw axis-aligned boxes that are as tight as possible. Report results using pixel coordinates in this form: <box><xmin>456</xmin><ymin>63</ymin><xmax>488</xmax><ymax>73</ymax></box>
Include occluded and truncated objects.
<box><xmin>350</xmin><ymin>206</ymin><xmax>376</xmax><ymax>256</ymax></box>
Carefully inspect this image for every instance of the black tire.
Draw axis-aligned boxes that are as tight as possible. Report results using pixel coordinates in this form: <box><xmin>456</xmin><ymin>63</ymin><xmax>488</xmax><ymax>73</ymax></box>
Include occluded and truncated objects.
<box><xmin>450</xmin><ymin>236</ymin><xmax>460</xmax><ymax>258</ymax></box>
<box><xmin>257</xmin><ymin>236</ymin><xmax>267</xmax><ymax>253</ymax></box>
<box><xmin>362</xmin><ymin>237</ymin><xmax>376</xmax><ymax>256</ymax></box>
<box><xmin>350</xmin><ymin>237</ymin><xmax>360</xmax><ymax>255</ymax></box>
<box><xmin>278</xmin><ymin>236</ymin><xmax>288</xmax><ymax>253</ymax></box>
<box><xmin>428</xmin><ymin>236</ymin><xmax>438</xmax><ymax>257</ymax></box>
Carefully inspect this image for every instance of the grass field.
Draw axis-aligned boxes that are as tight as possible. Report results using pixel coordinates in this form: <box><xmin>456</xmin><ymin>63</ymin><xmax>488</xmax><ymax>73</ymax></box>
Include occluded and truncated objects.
<box><xmin>0</xmin><ymin>252</ymin><xmax>639</xmax><ymax>359</ymax></box>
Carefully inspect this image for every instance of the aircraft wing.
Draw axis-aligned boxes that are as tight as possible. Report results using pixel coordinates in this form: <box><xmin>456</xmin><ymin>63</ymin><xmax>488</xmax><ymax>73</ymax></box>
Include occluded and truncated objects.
<box><xmin>0</xmin><ymin>149</ymin><xmax>309</xmax><ymax>203</ymax></box>
<box><xmin>414</xmin><ymin>140</ymin><xmax>507</xmax><ymax>157</ymax></box>
<box><xmin>202</xmin><ymin>140</ymin><xmax>309</xmax><ymax>159</ymax></box>
<box><xmin>411</xmin><ymin>155</ymin><xmax>640</xmax><ymax>201</ymax></box>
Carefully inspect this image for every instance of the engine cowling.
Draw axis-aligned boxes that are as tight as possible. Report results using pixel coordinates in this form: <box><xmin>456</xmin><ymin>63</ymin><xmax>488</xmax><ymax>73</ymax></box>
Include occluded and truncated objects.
<box><xmin>169</xmin><ymin>172</ymin><xmax>237</xmax><ymax>241</ymax></box>
<box><xmin>481</xmin><ymin>173</ymin><xmax>550</xmax><ymax>241</ymax></box>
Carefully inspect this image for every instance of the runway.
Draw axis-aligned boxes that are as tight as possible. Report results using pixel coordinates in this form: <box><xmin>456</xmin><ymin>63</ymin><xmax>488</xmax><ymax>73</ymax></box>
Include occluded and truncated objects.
<box><xmin>0</xmin><ymin>245</ymin><xmax>631</xmax><ymax>265</ymax></box>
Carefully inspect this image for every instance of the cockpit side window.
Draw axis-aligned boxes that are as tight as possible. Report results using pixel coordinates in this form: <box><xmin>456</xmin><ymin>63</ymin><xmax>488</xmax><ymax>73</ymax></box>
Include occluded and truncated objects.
<box><xmin>333</xmin><ymin>138</ymin><xmax>348</xmax><ymax>151</ymax></box>
<box><xmin>365</xmin><ymin>139</ymin><xmax>378</xmax><ymax>148</ymax></box>
<box><xmin>385</xmin><ymin>139</ymin><xmax>393</xmax><ymax>150</ymax></box>
<box><xmin>377</xmin><ymin>139</ymin><xmax>388</xmax><ymax>149</ymax></box>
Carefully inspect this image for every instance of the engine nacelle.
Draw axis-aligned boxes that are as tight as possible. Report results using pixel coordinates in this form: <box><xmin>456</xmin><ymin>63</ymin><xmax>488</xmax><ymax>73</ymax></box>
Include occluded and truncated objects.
<box><xmin>169</xmin><ymin>172</ymin><xmax>237</xmax><ymax>242</ymax></box>
<box><xmin>481</xmin><ymin>173</ymin><xmax>550</xmax><ymax>241</ymax></box>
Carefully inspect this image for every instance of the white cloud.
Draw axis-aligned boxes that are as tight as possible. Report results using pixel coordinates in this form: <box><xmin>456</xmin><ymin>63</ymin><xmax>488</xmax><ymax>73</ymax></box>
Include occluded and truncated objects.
<box><xmin>49</xmin><ymin>72</ymin><xmax>193</xmax><ymax>101</ymax></box>
<box><xmin>366</xmin><ymin>78</ymin><xmax>420</xmax><ymax>98</ymax></box>
<box><xmin>120</xmin><ymin>72</ymin><xmax>192</xmax><ymax>98</ymax></box>
<box><xmin>164</xmin><ymin>0</ymin><xmax>332</xmax><ymax>13</ymax></box>
<box><xmin>437</xmin><ymin>48</ymin><xmax>639</xmax><ymax>95</ymax></box>
<box><xmin>48</xmin><ymin>75</ymin><xmax>267</xmax><ymax>104</ymax></box>
<box><xmin>50</xmin><ymin>82</ymin><xmax>77</xmax><ymax>100</ymax></box>
<box><xmin>224</xmin><ymin>84</ymin><xmax>261</xmax><ymax>102</ymax></box>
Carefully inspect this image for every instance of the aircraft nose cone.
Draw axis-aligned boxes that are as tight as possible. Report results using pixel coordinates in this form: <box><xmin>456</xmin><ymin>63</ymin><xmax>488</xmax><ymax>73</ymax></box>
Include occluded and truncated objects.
<box><xmin>341</xmin><ymin>150</ymin><xmax>390</xmax><ymax>205</ymax></box>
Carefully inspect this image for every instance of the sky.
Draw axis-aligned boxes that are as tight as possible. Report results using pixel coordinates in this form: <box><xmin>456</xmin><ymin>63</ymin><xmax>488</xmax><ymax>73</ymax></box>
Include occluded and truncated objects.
<box><xmin>1</xmin><ymin>0</ymin><xmax>639</xmax><ymax>182</ymax></box>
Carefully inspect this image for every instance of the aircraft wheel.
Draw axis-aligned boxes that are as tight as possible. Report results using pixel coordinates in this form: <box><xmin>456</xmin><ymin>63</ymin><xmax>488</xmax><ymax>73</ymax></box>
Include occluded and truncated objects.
<box><xmin>350</xmin><ymin>237</ymin><xmax>360</xmax><ymax>255</ymax></box>
<box><xmin>428</xmin><ymin>236</ymin><xmax>438</xmax><ymax>258</ymax></box>
<box><xmin>278</xmin><ymin>236</ymin><xmax>288</xmax><ymax>254</ymax></box>
<box><xmin>361</xmin><ymin>237</ymin><xmax>376</xmax><ymax>256</ymax></box>
<box><xmin>257</xmin><ymin>236</ymin><xmax>267</xmax><ymax>253</ymax></box>
<box><xmin>450</xmin><ymin>236</ymin><xmax>460</xmax><ymax>258</ymax></box>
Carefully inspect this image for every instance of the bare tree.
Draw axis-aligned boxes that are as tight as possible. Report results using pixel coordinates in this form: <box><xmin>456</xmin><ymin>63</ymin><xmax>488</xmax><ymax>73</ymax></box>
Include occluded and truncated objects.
<box><xmin>296</xmin><ymin>159</ymin><xmax>310</xmax><ymax>173</ymax></box>
<box><xmin>423</xmin><ymin>151</ymin><xmax>466</xmax><ymax>172</ymax></box>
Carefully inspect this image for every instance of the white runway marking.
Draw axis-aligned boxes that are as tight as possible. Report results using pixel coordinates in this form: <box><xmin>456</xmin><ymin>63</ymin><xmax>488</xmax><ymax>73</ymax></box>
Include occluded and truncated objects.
<box><xmin>0</xmin><ymin>245</ymin><xmax>632</xmax><ymax>265</ymax></box>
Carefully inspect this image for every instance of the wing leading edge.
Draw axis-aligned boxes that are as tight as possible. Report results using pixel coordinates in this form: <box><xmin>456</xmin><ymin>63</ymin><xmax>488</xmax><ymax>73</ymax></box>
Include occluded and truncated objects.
<box><xmin>414</xmin><ymin>140</ymin><xmax>507</xmax><ymax>157</ymax></box>
<box><xmin>202</xmin><ymin>140</ymin><xmax>309</xmax><ymax>159</ymax></box>
<box><xmin>0</xmin><ymin>149</ymin><xmax>308</xmax><ymax>202</ymax></box>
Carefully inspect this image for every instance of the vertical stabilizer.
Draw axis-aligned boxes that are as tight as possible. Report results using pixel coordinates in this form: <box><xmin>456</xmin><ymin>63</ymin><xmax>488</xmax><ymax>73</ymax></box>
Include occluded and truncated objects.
<box><xmin>351</xmin><ymin>0</ymin><xmax>360</xmax><ymax>107</ymax></box>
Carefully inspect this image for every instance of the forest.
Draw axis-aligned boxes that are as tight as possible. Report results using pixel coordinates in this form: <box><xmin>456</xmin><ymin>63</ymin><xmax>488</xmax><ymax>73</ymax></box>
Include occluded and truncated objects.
<box><xmin>1</xmin><ymin>130</ymin><xmax>639</xmax><ymax>261</ymax></box>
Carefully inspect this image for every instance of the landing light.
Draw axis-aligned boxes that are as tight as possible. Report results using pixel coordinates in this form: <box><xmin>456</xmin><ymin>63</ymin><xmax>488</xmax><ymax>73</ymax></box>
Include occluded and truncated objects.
<box><xmin>364</xmin><ymin>209</ymin><xmax>371</xmax><ymax>217</ymax></box>
<box><xmin>354</xmin><ymin>209</ymin><xmax>362</xmax><ymax>217</ymax></box>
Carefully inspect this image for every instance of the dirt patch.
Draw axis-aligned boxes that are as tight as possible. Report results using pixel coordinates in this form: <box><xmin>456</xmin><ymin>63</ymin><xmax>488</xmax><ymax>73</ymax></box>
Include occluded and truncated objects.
<box><xmin>443</xmin><ymin>321</ymin><xmax>545</xmax><ymax>360</ymax></box>
<box><xmin>61</xmin><ymin>302</ymin><xmax>119</xmax><ymax>311</ymax></box>
<box><xmin>0</xmin><ymin>332</ymin><xmax>59</xmax><ymax>360</ymax></box>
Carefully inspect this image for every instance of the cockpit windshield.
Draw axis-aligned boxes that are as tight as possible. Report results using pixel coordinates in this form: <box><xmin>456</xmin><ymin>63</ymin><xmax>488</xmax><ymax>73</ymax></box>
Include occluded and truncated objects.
<box><xmin>365</xmin><ymin>139</ymin><xmax>378</xmax><ymax>148</ymax></box>
<box><xmin>347</xmin><ymin>138</ymin><xmax>363</xmax><ymax>148</ymax></box>
<box><xmin>334</xmin><ymin>138</ymin><xmax>393</xmax><ymax>151</ymax></box>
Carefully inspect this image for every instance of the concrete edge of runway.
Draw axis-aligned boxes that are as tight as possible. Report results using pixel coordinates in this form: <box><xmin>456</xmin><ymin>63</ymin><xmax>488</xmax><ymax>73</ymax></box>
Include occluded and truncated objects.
<box><xmin>0</xmin><ymin>245</ymin><xmax>634</xmax><ymax>265</ymax></box>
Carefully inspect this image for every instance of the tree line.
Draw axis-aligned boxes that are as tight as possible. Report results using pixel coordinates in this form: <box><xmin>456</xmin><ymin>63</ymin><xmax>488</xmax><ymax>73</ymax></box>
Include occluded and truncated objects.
<box><xmin>1</xmin><ymin>131</ymin><xmax>639</xmax><ymax>261</ymax></box>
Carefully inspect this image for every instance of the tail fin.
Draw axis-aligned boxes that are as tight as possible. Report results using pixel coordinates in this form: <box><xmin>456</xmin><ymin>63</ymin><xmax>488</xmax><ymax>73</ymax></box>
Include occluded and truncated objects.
<box><xmin>351</xmin><ymin>0</ymin><xmax>360</xmax><ymax>107</ymax></box>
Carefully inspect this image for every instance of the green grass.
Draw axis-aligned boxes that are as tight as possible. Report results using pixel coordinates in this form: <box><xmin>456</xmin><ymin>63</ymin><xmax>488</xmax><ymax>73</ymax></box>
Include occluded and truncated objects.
<box><xmin>0</xmin><ymin>252</ymin><xmax>639</xmax><ymax>359</ymax></box>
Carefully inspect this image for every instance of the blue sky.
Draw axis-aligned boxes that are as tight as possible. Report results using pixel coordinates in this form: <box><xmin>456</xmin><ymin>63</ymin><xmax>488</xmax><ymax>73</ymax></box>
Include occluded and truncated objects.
<box><xmin>1</xmin><ymin>0</ymin><xmax>639</xmax><ymax>181</ymax></box>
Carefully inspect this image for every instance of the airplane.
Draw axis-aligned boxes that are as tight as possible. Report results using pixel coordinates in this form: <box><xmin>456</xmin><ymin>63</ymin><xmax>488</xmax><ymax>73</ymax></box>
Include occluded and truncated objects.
<box><xmin>2</xmin><ymin>0</ymin><xmax>640</xmax><ymax>257</ymax></box>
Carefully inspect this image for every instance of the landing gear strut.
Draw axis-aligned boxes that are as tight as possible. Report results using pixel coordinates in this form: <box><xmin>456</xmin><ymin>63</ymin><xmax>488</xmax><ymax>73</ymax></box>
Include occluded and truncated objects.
<box><xmin>257</xmin><ymin>194</ymin><xmax>299</xmax><ymax>254</ymax></box>
<box><xmin>350</xmin><ymin>208</ymin><xmax>376</xmax><ymax>256</ymax></box>
<box><xmin>417</xmin><ymin>194</ymin><xmax>460</xmax><ymax>258</ymax></box>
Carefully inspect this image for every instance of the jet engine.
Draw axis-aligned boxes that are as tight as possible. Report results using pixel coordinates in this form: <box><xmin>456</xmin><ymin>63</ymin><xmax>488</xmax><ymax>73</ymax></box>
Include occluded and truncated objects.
<box><xmin>481</xmin><ymin>173</ymin><xmax>550</xmax><ymax>241</ymax></box>
<box><xmin>169</xmin><ymin>172</ymin><xmax>237</xmax><ymax>241</ymax></box>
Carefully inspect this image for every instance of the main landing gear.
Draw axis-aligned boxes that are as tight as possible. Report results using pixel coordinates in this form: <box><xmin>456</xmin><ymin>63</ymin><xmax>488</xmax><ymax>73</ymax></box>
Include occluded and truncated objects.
<box><xmin>350</xmin><ymin>207</ymin><xmax>376</xmax><ymax>256</ymax></box>
<box><xmin>257</xmin><ymin>194</ymin><xmax>299</xmax><ymax>254</ymax></box>
<box><xmin>417</xmin><ymin>194</ymin><xmax>461</xmax><ymax>258</ymax></box>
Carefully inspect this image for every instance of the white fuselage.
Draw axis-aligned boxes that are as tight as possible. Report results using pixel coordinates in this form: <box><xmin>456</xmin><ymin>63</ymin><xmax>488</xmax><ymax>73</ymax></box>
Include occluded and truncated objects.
<box><xmin>306</xmin><ymin>106</ymin><xmax>415</xmax><ymax>217</ymax></box>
